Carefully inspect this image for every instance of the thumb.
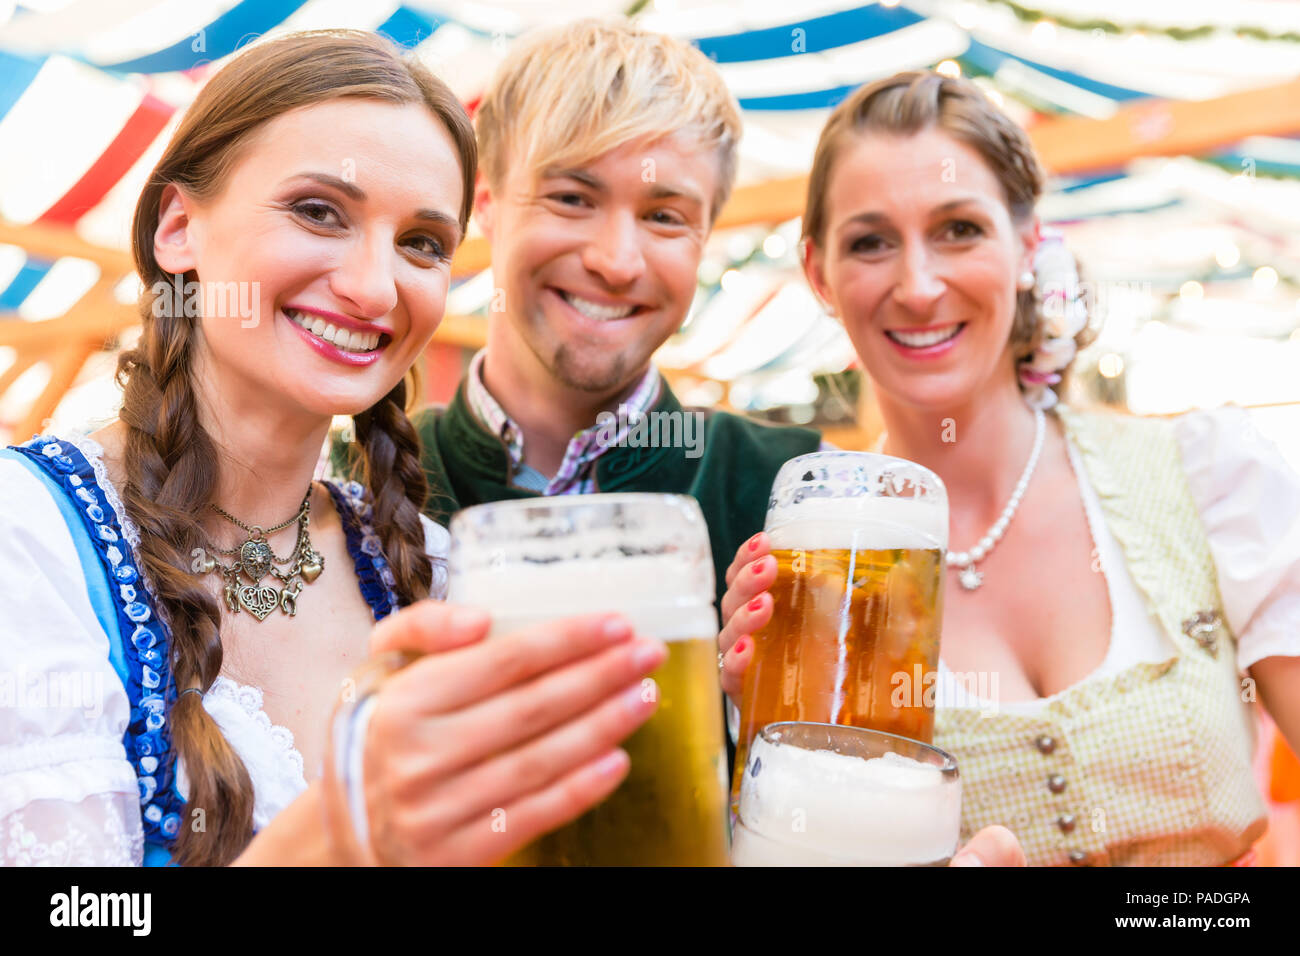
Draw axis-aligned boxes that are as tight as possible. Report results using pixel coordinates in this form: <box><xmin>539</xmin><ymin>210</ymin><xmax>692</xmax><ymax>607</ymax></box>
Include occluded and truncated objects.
<box><xmin>368</xmin><ymin>599</ymin><xmax>492</xmax><ymax>658</ymax></box>
<box><xmin>950</xmin><ymin>825</ymin><xmax>1026</xmax><ymax>867</ymax></box>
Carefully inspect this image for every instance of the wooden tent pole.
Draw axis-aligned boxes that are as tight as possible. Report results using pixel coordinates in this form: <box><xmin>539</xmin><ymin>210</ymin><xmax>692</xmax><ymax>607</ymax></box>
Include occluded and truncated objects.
<box><xmin>9</xmin><ymin>276</ymin><xmax>123</xmax><ymax>437</ymax></box>
<box><xmin>15</xmin><ymin>338</ymin><xmax>98</xmax><ymax>439</ymax></box>
<box><xmin>0</xmin><ymin>347</ymin><xmax>38</xmax><ymax>398</ymax></box>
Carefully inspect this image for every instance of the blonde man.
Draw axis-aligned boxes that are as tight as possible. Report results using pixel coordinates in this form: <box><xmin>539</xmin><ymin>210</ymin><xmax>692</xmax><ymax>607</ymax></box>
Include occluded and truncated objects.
<box><xmin>409</xmin><ymin>19</ymin><xmax>1022</xmax><ymax>867</ymax></box>
<box><xmin>414</xmin><ymin>18</ymin><xmax>820</xmax><ymax>600</ymax></box>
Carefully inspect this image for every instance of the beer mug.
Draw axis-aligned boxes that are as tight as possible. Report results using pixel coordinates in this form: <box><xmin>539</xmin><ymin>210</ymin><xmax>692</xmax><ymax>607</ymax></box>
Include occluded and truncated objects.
<box><xmin>731</xmin><ymin>722</ymin><xmax>960</xmax><ymax>866</ymax></box>
<box><xmin>447</xmin><ymin>493</ymin><xmax>730</xmax><ymax>866</ymax></box>
<box><xmin>734</xmin><ymin>452</ymin><xmax>947</xmax><ymax>805</ymax></box>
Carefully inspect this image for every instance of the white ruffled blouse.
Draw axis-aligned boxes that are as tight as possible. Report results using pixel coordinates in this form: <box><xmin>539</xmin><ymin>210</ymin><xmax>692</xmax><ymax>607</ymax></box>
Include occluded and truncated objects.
<box><xmin>0</xmin><ymin>436</ymin><xmax>449</xmax><ymax>866</ymax></box>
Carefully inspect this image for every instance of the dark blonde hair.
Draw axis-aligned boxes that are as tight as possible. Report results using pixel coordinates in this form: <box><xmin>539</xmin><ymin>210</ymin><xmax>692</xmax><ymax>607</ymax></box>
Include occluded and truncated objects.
<box><xmin>803</xmin><ymin>71</ymin><xmax>1092</xmax><ymax>403</ymax></box>
<box><xmin>118</xmin><ymin>29</ymin><xmax>475</xmax><ymax>866</ymax></box>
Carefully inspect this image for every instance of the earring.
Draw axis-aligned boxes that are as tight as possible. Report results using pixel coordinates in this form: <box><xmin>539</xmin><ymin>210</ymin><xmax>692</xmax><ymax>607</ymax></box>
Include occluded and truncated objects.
<box><xmin>1017</xmin><ymin>270</ymin><xmax>1035</xmax><ymax>291</ymax></box>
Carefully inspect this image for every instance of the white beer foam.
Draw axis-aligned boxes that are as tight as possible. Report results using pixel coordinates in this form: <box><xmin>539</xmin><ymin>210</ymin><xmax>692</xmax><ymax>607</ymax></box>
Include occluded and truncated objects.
<box><xmin>450</xmin><ymin>555</ymin><xmax>718</xmax><ymax>642</ymax></box>
<box><xmin>736</xmin><ymin>742</ymin><xmax>960</xmax><ymax>865</ymax></box>
<box><xmin>767</xmin><ymin>496</ymin><xmax>947</xmax><ymax>551</ymax></box>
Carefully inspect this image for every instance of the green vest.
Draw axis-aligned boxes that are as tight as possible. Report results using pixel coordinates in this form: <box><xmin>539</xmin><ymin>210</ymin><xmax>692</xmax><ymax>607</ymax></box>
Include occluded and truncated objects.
<box><xmin>406</xmin><ymin>378</ymin><xmax>823</xmax><ymax>610</ymax></box>
<box><xmin>935</xmin><ymin>406</ymin><xmax>1266</xmax><ymax>865</ymax></box>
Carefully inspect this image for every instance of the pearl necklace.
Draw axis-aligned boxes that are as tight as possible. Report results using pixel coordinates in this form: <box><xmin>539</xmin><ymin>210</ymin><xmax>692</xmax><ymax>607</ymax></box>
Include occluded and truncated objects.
<box><xmin>946</xmin><ymin>406</ymin><xmax>1045</xmax><ymax>591</ymax></box>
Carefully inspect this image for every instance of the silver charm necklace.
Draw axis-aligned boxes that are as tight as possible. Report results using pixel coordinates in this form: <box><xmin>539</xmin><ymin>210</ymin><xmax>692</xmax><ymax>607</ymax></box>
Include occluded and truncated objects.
<box><xmin>195</xmin><ymin>488</ymin><xmax>325</xmax><ymax>621</ymax></box>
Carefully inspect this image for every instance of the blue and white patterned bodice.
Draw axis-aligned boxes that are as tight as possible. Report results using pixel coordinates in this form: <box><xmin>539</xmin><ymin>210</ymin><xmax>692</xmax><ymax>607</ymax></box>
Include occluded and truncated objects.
<box><xmin>5</xmin><ymin>435</ymin><xmax>407</xmax><ymax>864</ymax></box>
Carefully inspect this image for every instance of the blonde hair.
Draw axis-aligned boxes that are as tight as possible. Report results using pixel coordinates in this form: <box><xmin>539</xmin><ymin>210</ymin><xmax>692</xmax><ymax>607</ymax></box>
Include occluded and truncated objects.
<box><xmin>803</xmin><ymin>71</ymin><xmax>1092</xmax><ymax>405</ymax></box>
<box><xmin>476</xmin><ymin>18</ymin><xmax>742</xmax><ymax>221</ymax></box>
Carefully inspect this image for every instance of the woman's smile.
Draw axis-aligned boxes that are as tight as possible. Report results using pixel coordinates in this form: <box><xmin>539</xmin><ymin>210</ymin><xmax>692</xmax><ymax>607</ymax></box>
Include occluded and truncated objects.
<box><xmin>884</xmin><ymin>321</ymin><xmax>967</xmax><ymax>358</ymax></box>
<box><xmin>281</xmin><ymin>304</ymin><xmax>391</xmax><ymax>366</ymax></box>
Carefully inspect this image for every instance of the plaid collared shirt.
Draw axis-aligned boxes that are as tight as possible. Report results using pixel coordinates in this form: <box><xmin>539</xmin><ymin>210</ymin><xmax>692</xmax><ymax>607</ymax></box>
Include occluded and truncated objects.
<box><xmin>464</xmin><ymin>350</ymin><xmax>663</xmax><ymax>495</ymax></box>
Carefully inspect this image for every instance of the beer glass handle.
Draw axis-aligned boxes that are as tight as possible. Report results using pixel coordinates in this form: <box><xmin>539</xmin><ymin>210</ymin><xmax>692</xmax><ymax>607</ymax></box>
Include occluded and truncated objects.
<box><xmin>321</xmin><ymin>650</ymin><xmax>418</xmax><ymax>866</ymax></box>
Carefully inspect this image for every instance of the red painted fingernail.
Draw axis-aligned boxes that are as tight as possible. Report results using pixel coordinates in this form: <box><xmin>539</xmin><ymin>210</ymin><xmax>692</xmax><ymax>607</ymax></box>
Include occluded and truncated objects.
<box><xmin>734</xmin><ymin>638</ymin><xmax>748</xmax><ymax>654</ymax></box>
<box><xmin>747</xmin><ymin>598</ymin><xmax>763</xmax><ymax>613</ymax></box>
<box><xmin>748</xmin><ymin>535</ymin><xmax>761</xmax><ymax>552</ymax></box>
<box><xmin>750</xmin><ymin>559</ymin><xmax>765</xmax><ymax>574</ymax></box>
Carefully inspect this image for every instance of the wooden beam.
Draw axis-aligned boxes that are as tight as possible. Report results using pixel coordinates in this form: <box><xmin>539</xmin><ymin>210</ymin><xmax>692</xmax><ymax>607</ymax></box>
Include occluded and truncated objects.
<box><xmin>0</xmin><ymin>219</ymin><xmax>135</xmax><ymax>276</ymax></box>
<box><xmin>714</xmin><ymin>175</ymin><xmax>809</xmax><ymax>231</ymax></box>
<box><xmin>16</xmin><ymin>337</ymin><xmax>98</xmax><ymax>439</ymax></box>
<box><xmin>431</xmin><ymin>312</ymin><xmax>486</xmax><ymax>350</ymax></box>
<box><xmin>0</xmin><ymin>300</ymin><xmax>135</xmax><ymax>350</ymax></box>
<box><xmin>1030</xmin><ymin>77</ymin><xmax>1300</xmax><ymax>176</ymax></box>
<box><xmin>0</xmin><ymin>346</ymin><xmax>38</xmax><ymax>398</ymax></box>
<box><xmin>451</xmin><ymin>237</ymin><xmax>490</xmax><ymax>277</ymax></box>
<box><xmin>9</xmin><ymin>276</ymin><xmax>126</xmax><ymax>436</ymax></box>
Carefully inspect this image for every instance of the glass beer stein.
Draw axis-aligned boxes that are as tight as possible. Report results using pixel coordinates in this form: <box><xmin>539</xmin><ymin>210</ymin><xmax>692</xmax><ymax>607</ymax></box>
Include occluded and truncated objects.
<box><xmin>734</xmin><ymin>452</ymin><xmax>948</xmax><ymax>807</ymax></box>
<box><xmin>732</xmin><ymin>722</ymin><xmax>961</xmax><ymax>866</ymax></box>
<box><xmin>448</xmin><ymin>493</ymin><xmax>730</xmax><ymax>866</ymax></box>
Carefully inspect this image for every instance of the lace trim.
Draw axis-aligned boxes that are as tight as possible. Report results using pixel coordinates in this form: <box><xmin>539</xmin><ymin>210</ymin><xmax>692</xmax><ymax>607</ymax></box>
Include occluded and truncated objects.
<box><xmin>207</xmin><ymin>676</ymin><xmax>306</xmax><ymax>782</ymax></box>
<box><xmin>324</xmin><ymin>480</ymin><xmax>400</xmax><ymax>619</ymax></box>
<box><xmin>3</xmin><ymin>792</ymin><xmax>143</xmax><ymax>866</ymax></box>
<box><xmin>0</xmin><ymin>734</ymin><xmax>128</xmax><ymax>776</ymax></box>
<box><xmin>65</xmin><ymin>435</ymin><xmax>173</xmax><ymax>635</ymax></box>
<box><xmin>70</xmin><ymin>436</ymin><xmax>137</xmax><ymax>548</ymax></box>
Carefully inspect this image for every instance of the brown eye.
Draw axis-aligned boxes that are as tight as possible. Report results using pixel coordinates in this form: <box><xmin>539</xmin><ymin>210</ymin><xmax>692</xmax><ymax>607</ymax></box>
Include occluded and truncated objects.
<box><xmin>850</xmin><ymin>234</ymin><xmax>885</xmax><ymax>254</ymax></box>
<box><xmin>293</xmin><ymin>200</ymin><xmax>340</xmax><ymax>227</ymax></box>
<box><xmin>403</xmin><ymin>234</ymin><xmax>449</xmax><ymax>262</ymax></box>
<box><xmin>946</xmin><ymin>220</ymin><xmax>983</xmax><ymax>240</ymax></box>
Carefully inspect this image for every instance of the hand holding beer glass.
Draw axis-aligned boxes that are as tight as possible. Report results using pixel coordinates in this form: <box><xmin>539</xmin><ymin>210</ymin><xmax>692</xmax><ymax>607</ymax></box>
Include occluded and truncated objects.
<box><xmin>730</xmin><ymin>452</ymin><xmax>948</xmax><ymax>805</ymax></box>
<box><xmin>447</xmin><ymin>493</ymin><xmax>731</xmax><ymax>866</ymax></box>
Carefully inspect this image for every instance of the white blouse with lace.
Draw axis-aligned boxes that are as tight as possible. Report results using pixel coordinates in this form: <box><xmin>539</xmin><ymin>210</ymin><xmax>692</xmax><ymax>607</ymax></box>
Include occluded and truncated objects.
<box><xmin>0</xmin><ymin>436</ymin><xmax>449</xmax><ymax>866</ymax></box>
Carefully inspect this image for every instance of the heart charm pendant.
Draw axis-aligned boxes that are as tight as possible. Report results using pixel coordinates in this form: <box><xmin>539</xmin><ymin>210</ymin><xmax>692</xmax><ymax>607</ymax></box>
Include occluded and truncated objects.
<box><xmin>300</xmin><ymin>552</ymin><xmax>323</xmax><ymax>584</ymax></box>
<box><xmin>238</xmin><ymin>584</ymin><xmax>280</xmax><ymax>621</ymax></box>
<box><xmin>240</xmin><ymin>539</ymin><xmax>273</xmax><ymax>582</ymax></box>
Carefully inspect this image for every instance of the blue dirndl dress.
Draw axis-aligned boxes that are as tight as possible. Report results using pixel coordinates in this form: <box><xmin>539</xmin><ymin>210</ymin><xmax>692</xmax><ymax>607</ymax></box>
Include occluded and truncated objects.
<box><xmin>1</xmin><ymin>435</ymin><xmax>403</xmax><ymax>866</ymax></box>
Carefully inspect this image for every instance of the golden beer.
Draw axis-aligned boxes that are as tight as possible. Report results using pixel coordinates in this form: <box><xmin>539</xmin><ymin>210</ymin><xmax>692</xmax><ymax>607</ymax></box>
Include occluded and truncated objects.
<box><xmin>503</xmin><ymin>628</ymin><xmax>729</xmax><ymax>866</ymax></box>
<box><xmin>735</xmin><ymin>454</ymin><xmax>948</xmax><ymax>808</ymax></box>
<box><xmin>448</xmin><ymin>494</ymin><xmax>730</xmax><ymax>866</ymax></box>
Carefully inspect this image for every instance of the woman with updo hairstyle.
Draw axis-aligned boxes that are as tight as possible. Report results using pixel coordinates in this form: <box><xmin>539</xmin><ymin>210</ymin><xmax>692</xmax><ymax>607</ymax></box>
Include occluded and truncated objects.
<box><xmin>0</xmin><ymin>30</ymin><xmax>665</xmax><ymax>866</ymax></box>
<box><xmin>719</xmin><ymin>70</ymin><xmax>1300</xmax><ymax>865</ymax></box>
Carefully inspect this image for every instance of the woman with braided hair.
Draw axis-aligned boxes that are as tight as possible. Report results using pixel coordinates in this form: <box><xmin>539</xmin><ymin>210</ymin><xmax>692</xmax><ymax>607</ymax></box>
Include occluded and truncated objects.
<box><xmin>0</xmin><ymin>30</ymin><xmax>665</xmax><ymax>866</ymax></box>
<box><xmin>718</xmin><ymin>70</ymin><xmax>1300</xmax><ymax>866</ymax></box>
